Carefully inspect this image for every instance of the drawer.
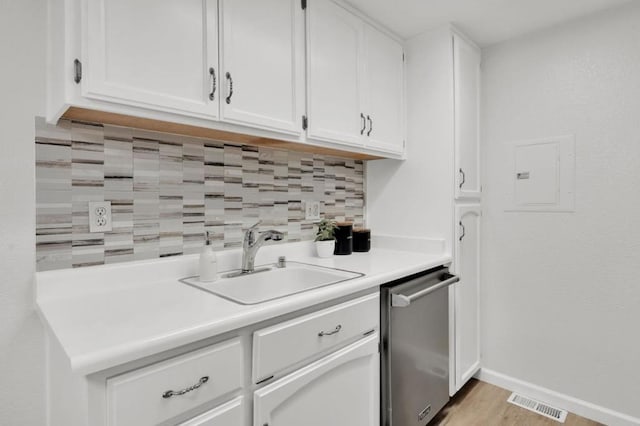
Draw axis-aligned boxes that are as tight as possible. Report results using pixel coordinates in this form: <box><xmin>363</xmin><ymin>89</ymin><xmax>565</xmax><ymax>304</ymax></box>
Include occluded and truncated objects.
<box><xmin>106</xmin><ymin>338</ymin><xmax>243</xmax><ymax>426</ymax></box>
<box><xmin>253</xmin><ymin>293</ymin><xmax>379</xmax><ymax>382</ymax></box>
<box><xmin>178</xmin><ymin>396</ymin><xmax>244</xmax><ymax>426</ymax></box>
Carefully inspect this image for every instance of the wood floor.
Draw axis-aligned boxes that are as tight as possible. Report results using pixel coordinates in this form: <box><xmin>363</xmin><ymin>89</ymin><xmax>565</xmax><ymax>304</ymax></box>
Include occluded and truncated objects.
<box><xmin>429</xmin><ymin>379</ymin><xmax>602</xmax><ymax>426</ymax></box>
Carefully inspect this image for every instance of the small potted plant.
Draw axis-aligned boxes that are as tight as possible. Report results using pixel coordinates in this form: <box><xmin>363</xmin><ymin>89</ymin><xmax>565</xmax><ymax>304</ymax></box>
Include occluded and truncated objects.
<box><xmin>314</xmin><ymin>219</ymin><xmax>337</xmax><ymax>258</ymax></box>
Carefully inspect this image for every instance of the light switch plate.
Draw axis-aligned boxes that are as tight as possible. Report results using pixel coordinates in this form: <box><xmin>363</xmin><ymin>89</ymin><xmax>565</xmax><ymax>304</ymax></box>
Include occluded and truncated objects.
<box><xmin>88</xmin><ymin>201</ymin><xmax>112</xmax><ymax>233</ymax></box>
<box><xmin>305</xmin><ymin>201</ymin><xmax>320</xmax><ymax>220</ymax></box>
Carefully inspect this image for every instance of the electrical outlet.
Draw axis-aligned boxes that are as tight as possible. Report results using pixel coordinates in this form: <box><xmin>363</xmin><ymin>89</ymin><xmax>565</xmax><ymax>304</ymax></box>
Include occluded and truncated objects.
<box><xmin>305</xmin><ymin>201</ymin><xmax>320</xmax><ymax>220</ymax></box>
<box><xmin>88</xmin><ymin>201</ymin><xmax>112</xmax><ymax>233</ymax></box>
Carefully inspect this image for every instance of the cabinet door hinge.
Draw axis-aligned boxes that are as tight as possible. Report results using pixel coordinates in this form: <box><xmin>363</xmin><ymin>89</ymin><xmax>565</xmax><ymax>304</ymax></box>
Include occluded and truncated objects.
<box><xmin>301</xmin><ymin>0</ymin><xmax>307</xmax><ymax>10</ymax></box>
<box><xmin>302</xmin><ymin>115</ymin><xmax>308</xmax><ymax>130</ymax></box>
<box><xmin>73</xmin><ymin>59</ymin><xmax>82</xmax><ymax>84</ymax></box>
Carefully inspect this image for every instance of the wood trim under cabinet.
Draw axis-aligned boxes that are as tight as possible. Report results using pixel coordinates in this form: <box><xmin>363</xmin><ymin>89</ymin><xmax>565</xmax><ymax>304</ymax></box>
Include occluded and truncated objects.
<box><xmin>61</xmin><ymin>107</ymin><xmax>382</xmax><ymax>161</ymax></box>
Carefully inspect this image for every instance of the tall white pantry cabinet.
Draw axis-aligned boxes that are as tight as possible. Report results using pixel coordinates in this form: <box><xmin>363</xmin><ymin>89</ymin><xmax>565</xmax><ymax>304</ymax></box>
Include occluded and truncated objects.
<box><xmin>451</xmin><ymin>31</ymin><xmax>482</xmax><ymax>394</ymax></box>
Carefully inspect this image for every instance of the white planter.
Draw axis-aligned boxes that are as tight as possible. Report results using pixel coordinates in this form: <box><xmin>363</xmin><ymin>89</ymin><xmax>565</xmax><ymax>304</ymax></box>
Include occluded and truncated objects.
<box><xmin>315</xmin><ymin>240</ymin><xmax>335</xmax><ymax>258</ymax></box>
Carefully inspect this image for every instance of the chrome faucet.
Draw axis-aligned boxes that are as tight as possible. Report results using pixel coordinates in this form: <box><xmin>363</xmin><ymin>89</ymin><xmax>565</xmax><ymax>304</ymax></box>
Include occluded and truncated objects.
<box><xmin>241</xmin><ymin>221</ymin><xmax>284</xmax><ymax>274</ymax></box>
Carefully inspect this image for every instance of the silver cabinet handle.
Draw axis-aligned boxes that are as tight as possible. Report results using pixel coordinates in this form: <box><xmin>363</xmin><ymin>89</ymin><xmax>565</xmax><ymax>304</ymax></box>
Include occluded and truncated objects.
<box><xmin>391</xmin><ymin>274</ymin><xmax>459</xmax><ymax>308</ymax></box>
<box><xmin>225</xmin><ymin>72</ymin><xmax>234</xmax><ymax>104</ymax></box>
<box><xmin>74</xmin><ymin>59</ymin><xmax>82</xmax><ymax>84</ymax></box>
<box><xmin>459</xmin><ymin>168</ymin><xmax>466</xmax><ymax>189</ymax></box>
<box><xmin>366</xmin><ymin>115</ymin><xmax>373</xmax><ymax>136</ymax></box>
<box><xmin>209</xmin><ymin>67</ymin><xmax>217</xmax><ymax>101</ymax></box>
<box><xmin>360</xmin><ymin>113</ymin><xmax>366</xmax><ymax>135</ymax></box>
<box><xmin>318</xmin><ymin>324</ymin><xmax>342</xmax><ymax>337</ymax></box>
<box><xmin>162</xmin><ymin>376</ymin><xmax>209</xmax><ymax>399</ymax></box>
<box><xmin>459</xmin><ymin>220</ymin><xmax>466</xmax><ymax>242</ymax></box>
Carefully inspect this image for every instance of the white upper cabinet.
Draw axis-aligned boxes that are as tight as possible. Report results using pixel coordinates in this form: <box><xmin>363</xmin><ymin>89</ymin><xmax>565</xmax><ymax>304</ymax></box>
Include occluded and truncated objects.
<box><xmin>363</xmin><ymin>24</ymin><xmax>405</xmax><ymax>154</ymax></box>
<box><xmin>49</xmin><ymin>0</ymin><xmax>405</xmax><ymax>159</ymax></box>
<box><xmin>454</xmin><ymin>33</ymin><xmax>482</xmax><ymax>199</ymax></box>
<box><xmin>220</xmin><ymin>0</ymin><xmax>305</xmax><ymax>135</ymax></box>
<box><xmin>85</xmin><ymin>0</ymin><xmax>219</xmax><ymax>119</ymax></box>
<box><xmin>307</xmin><ymin>0</ymin><xmax>405</xmax><ymax>155</ymax></box>
<box><xmin>306</xmin><ymin>0</ymin><xmax>364</xmax><ymax>147</ymax></box>
<box><xmin>453</xmin><ymin>204</ymin><xmax>481</xmax><ymax>392</ymax></box>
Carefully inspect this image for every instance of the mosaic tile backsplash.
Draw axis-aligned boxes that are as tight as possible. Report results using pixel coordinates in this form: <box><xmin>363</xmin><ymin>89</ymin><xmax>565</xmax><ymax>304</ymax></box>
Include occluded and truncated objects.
<box><xmin>35</xmin><ymin>118</ymin><xmax>365</xmax><ymax>271</ymax></box>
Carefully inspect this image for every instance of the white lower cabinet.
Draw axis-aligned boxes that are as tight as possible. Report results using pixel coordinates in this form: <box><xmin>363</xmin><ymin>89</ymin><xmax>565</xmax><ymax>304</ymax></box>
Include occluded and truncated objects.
<box><xmin>252</xmin><ymin>293</ymin><xmax>379</xmax><ymax>383</ymax></box>
<box><xmin>179</xmin><ymin>397</ymin><xmax>244</xmax><ymax>426</ymax></box>
<box><xmin>106</xmin><ymin>338</ymin><xmax>243</xmax><ymax>426</ymax></box>
<box><xmin>47</xmin><ymin>294</ymin><xmax>380</xmax><ymax>426</ymax></box>
<box><xmin>254</xmin><ymin>334</ymin><xmax>379</xmax><ymax>426</ymax></box>
<box><xmin>452</xmin><ymin>204</ymin><xmax>482</xmax><ymax>392</ymax></box>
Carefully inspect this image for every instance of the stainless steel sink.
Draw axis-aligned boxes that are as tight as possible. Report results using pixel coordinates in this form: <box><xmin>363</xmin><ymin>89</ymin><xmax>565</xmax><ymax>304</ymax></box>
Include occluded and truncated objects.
<box><xmin>181</xmin><ymin>261</ymin><xmax>364</xmax><ymax>305</ymax></box>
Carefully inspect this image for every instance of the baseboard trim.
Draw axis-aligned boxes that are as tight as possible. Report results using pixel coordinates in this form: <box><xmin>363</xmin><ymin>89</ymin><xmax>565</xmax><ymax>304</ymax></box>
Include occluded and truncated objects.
<box><xmin>476</xmin><ymin>369</ymin><xmax>640</xmax><ymax>426</ymax></box>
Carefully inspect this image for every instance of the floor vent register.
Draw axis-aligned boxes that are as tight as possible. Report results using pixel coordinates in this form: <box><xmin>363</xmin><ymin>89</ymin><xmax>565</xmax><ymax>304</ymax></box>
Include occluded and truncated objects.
<box><xmin>507</xmin><ymin>392</ymin><xmax>568</xmax><ymax>423</ymax></box>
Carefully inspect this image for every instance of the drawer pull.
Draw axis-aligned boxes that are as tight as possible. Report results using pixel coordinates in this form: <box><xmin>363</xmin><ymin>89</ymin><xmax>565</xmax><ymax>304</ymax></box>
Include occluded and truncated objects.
<box><xmin>318</xmin><ymin>325</ymin><xmax>342</xmax><ymax>337</ymax></box>
<box><xmin>225</xmin><ymin>72</ymin><xmax>234</xmax><ymax>104</ymax></box>
<box><xmin>162</xmin><ymin>376</ymin><xmax>209</xmax><ymax>399</ymax></box>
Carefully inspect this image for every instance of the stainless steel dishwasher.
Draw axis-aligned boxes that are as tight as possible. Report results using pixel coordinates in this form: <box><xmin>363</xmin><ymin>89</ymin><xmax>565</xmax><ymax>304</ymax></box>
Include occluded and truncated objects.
<box><xmin>381</xmin><ymin>266</ymin><xmax>459</xmax><ymax>426</ymax></box>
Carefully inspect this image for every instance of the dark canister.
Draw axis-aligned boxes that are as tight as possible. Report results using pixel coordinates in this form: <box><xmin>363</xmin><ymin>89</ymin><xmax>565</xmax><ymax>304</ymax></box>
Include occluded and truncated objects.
<box><xmin>353</xmin><ymin>228</ymin><xmax>371</xmax><ymax>252</ymax></box>
<box><xmin>333</xmin><ymin>222</ymin><xmax>353</xmax><ymax>255</ymax></box>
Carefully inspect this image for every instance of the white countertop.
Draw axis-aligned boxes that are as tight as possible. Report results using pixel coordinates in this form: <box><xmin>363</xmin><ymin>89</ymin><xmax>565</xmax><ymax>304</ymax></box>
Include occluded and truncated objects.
<box><xmin>36</xmin><ymin>237</ymin><xmax>450</xmax><ymax>375</ymax></box>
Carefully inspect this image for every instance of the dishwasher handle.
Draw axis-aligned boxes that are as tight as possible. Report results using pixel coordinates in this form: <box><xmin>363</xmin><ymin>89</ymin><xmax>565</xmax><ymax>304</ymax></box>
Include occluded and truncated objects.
<box><xmin>391</xmin><ymin>274</ymin><xmax>459</xmax><ymax>308</ymax></box>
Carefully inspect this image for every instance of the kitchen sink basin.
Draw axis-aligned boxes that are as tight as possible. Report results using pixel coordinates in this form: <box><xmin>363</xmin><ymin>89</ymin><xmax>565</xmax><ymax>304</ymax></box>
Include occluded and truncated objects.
<box><xmin>181</xmin><ymin>261</ymin><xmax>364</xmax><ymax>305</ymax></box>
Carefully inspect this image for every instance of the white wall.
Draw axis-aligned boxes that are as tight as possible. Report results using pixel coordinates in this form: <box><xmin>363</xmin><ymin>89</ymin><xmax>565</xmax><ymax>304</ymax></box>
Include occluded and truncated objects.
<box><xmin>481</xmin><ymin>2</ymin><xmax>640</xmax><ymax>420</ymax></box>
<box><xmin>0</xmin><ymin>0</ymin><xmax>46</xmax><ymax>424</ymax></box>
<box><xmin>367</xmin><ymin>26</ymin><xmax>454</xmax><ymax>254</ymax></box>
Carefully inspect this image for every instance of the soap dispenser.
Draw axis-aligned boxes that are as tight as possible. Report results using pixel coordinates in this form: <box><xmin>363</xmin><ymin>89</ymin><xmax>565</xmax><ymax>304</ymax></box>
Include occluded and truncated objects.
<box><xmin>199</xmin><ymin>232</ymin><xmax>217</xmax><ymax>282</ymax></box>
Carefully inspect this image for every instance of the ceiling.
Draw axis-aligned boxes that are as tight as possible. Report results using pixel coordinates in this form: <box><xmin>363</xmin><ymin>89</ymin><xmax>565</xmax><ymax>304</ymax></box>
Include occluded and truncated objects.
<box><xmin>343</xmin><ymin>0</ymin><xmax>633</xmax><ymax>46</ymax></box>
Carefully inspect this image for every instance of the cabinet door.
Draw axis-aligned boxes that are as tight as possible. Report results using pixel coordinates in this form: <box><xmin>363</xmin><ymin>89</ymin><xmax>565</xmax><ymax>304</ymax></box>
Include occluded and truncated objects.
<box><xmin>454</xmin><ymin>33</ymin><xmax>481</xmax><ymax>199</ymax></box>
<box><xmin>452</xmin><ymin>204</ymin><xmax>481</xmax><ymax>392</ymax></box>
<box><xmin>220</xmin><ymin>0</ymin><xmax>304</xmax><ymax>134</ymax></box>
<box><xmin>363</xmin><ymin>24</ymin><xmax>405</xmax><ymax>155</ymax></box>
<box><xmin>306</xmin><ymin>0</ymin><xmax>364</xmax><ymax>147</ymax></box>
<box><xmin>254</xmin><ymin>334</ymin><xmax>379</xmax><ymax>426</ymax></box>
<box><xmin>179</xmin><ymin>397</ymin><xmax>244</xmax><ymax>426</ymax></box>
<box><xmin>85</xmin><ymin>0</ymin><xmax>219</xmax><ymax>119</ymax></box>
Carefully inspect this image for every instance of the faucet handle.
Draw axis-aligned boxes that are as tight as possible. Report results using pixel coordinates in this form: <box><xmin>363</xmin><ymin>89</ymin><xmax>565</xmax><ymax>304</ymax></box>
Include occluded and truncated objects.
<box><xmin>247</xmin><ymin>220</ymin><xmax>261</xmax><ymax>232</ymax></box>
<box><xmin>244</xmin><ymin>220</ymin><xmax>261</xmax><ymax>245</ymax></box>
